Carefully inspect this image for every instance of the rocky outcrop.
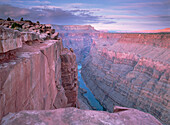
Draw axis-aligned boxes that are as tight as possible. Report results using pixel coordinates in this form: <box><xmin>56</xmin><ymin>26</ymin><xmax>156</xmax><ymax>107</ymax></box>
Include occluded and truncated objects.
<box><xmin>61</xmin><ymin>48</ymin><xmax>78</xmax><ymax>107</ymax></box>
<box><xmin>0</xmin><ymin>19</ymin><xmax>56</xmax><ymax>40</ymax></box>
<box><xmin>0</xmin><ymin>26</ymin><xmax>78</xmax><ymax>121</ymax></box>
<box><xmin>81</xmin><ymin>33</ymin><xmax>170</xmax><ymax>125</ymax></box>
<box><xmin>1</xmin><ymin>106</ymin><xmax>162</xmax><ymax>125</ymax></box>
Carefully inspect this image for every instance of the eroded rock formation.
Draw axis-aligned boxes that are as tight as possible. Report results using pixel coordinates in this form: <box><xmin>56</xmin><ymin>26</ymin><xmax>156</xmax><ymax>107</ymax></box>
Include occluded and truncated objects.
<box><xmin>1</xmin><ymin>106</ymin><xmax>162</xmax><ymax>125</ymax></box>
<box><xmin>81</xmin><ymin>33</ymin><xmax>170</xmax><ymax>125</ymax></box>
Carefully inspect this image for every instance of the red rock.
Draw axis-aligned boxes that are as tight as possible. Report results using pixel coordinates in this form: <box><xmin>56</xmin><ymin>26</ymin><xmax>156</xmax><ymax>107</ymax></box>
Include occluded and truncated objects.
<box><xmin>61</xmin><ymin>48</ymin><xmax>78</xmax><ymax>107</ymax></box>
<box><xmin>81</xmin><ymin>33</ymin><xmax>170</xmax><ymax>125</ymax></box>
<box><xmin>0</xmin><ymin>40</ymin><xmax>58</xmax><ymax>120</ymax></box>
<box><xmin>0</xmin><ymin>26</ymin><xmax>78</xmax><ymax>121</ymax></box>
<box><xmin>1</xmin><ymin>107</ymin><xmax>162</xmax><ymax>125</ymax></box>
<box><xmin>51</xmin><ymin>32</ymin><xmax>59</xmax><ymax>40</ymax></box>
<box><xmin>0</xmin><ymin>26</ymin><xmax>22</xmax><ymax>53</ymax></box>
<box><xmin>53</xmin><ymin>86</ymin><xmax>68</xmax><ymax>109</ymax></box>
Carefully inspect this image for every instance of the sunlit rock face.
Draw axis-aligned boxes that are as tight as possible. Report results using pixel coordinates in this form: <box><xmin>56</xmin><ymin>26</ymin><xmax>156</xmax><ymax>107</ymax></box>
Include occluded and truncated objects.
<box><xmin>1</xmin><ymin>107</ymin><xmax>162</xmax><ymax>125</ymax></box>
<box><xmin>0</xmin><ymin>26</ymin><xmax>78</xmax><ymax>121</ymax></box>
<box><xmin>0</xmin><ymin>40</ymin><xmax>58</xmax><ymax>120</ymax></box>
<box><xmin>81</xmin><ymin>33</ymin><xmax>170</xmax><ymax>125</ymax></box>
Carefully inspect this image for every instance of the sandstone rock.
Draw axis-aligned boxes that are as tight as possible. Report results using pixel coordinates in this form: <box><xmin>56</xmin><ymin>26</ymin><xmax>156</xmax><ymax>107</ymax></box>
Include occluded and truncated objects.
<box><xmin>51</xmin><ymin>29</ymin><xmax>55</xmax><ymax>34</ymax></box>
<box><xmin>53</xmin><ymin>86</ymin><xmax>68</xmax><ymax>109</ymax></box>
<box><xmin>39</xmin><ymin>33</ymin><xmax>49</xmax><ymax>40</ymax></box>
<box><xmin>46</xmin><ymin>31</ymin><xmax>50</xmax><ymax>35</ymax></box>
<box><xmin>61</xmin><ymin>48</ymin><xmax>78</xmax><ymax>107</ymax></box>
<box><xmin>45</xmin><ymin>24</ymin><xmax>51</xmax><ymax>28</ymax></box>
<box><xmin>1</xmin><ymin>107</ymin><xmax>162</xmax><ymax>125</ymax></box>
<box><xmin>0</xmin><ymin>26</ymin><xmax>22</xmax><ymax>53</ymax></box>
<box><xmin>70</xmin><ymin>48</ymin><xmax>74</xmax><ymax>53</ymax></box>
<box><xmin>21</xmin><ymin>32</ymin><xmax>41</xmax><ymax>42</ymax></box>
<box><xmin>0</xmin><ymin>21</ymin><xmax>79</xmax><ymax>122</ymax></box>
<box><xmin>51</xmin><ymin>32</ymin><xmax>59</xmax><ymax>40</ymax></box>
<box><xmin>0</xmin><ymin>40</ymin><xmax>58</xmax><ymax>120</ymax></box>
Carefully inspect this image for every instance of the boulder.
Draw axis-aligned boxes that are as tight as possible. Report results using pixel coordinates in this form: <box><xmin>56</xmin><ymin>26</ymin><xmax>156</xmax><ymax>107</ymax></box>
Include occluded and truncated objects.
<box><xmin>39</xmin><ymin>33</ymin><xmax>49</xmax><ymax>40</ymax></box>
<box><xmin>51</xmin><ymin>32</ymin><xmax>59</xmax><ymax>40</ymax></box>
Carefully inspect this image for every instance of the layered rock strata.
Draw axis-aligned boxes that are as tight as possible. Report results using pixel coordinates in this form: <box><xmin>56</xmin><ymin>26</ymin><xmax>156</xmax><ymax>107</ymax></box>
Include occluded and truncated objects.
<box><xmin>99</xmin><ymin>33</ymin><xmax>170</xmax><ymax>48</ymax></box>
<box><xmin>0</xmin><ymin>26</ymin><xmax>78</xmax><ymax>121</ymax></box>
<box><xmin>1</xmin><ymin>106</ymin><xmax>162</xmax><ymax>125</ymax></box>
<box><xmin>82</xmin><ymin>33</ymin><xmax>170</xmax><ymax>125</ymax></box>
<box><xmin>54</xmin><ymin>25</ymin><xmax>100</xmax><ymax>63</ymax></box>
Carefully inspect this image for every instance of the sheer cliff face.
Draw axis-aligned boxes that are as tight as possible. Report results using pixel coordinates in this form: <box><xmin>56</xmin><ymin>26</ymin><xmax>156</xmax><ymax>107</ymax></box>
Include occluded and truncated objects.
<box><xmin>0</xmin><ymin>27</ymin><xmax>78</xmax><ymax>120</ymax></box>
<box><xmin>81</xmin><ymin>33</ymin><xmax>170</xmax><ymax>125</ymax></box>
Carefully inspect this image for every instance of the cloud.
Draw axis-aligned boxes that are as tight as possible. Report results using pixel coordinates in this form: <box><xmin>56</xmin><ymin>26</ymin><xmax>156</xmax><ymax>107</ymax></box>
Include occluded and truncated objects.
<box><xmin>29</xmin><ymin>0</ymin><xmax>51</xmax><ymax>4</ymax></box>
<box><xmin>0</xmin><ymin>0</ymin><xmax>51</xmax><ymax>4</ymax></box>
<box><xmin>0</xmin><ymin>1</ymin><xmax>169</xmax><ymax>31</ymax></box>
<box><xmin>0</xmin><ymin>4</ymin><xmax>114</xmax><ymax>25</ymax></box>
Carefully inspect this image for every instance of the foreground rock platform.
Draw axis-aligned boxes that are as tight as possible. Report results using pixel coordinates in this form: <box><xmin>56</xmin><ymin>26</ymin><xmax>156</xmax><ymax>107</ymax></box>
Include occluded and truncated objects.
<box><xmin>1</xmin><ymin>107</ymin><xmax>162</xmax><ymax>125</ymax></box>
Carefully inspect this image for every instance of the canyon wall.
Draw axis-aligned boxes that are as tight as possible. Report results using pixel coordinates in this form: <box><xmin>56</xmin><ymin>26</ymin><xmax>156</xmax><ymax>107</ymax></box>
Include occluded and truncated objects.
<box><xmin>0</xmin><ymin>26</ymin><xmax>78</xmax><ymax>121</ymax></box>
<box><xmin>53</xmin><ymin>25</ymin><xmax>100</xmax><ymax>63</ymax></box>
<box><xmin>81</xmin><ymin>33</ymin><xmax>170</xmax><ymax>125</ymax></box>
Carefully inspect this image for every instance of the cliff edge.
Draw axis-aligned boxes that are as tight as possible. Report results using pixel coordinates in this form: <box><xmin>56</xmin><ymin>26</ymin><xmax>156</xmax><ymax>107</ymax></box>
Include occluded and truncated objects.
<box><xmin>0</xmin><ymin>23</ymin><xmax>78</xmax><ymax>121</ymax></box>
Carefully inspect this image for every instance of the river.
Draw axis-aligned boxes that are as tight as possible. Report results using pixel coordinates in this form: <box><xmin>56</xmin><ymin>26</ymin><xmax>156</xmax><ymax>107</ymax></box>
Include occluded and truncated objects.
<box><xmin>78</xmin><ymin>65</ymin><xmax>105</xmax><ymax>111</ymax></box>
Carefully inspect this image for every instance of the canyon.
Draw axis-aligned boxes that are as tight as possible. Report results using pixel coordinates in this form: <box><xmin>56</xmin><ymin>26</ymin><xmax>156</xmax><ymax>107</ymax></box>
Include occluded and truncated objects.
<box><xmin>81</xmin><ymin>33</ymin><xmax>170</xmax><ymax>125</ymax></box>
<box><xmin>0</xmin><ymin>20</ymin><xmax>169</xmax><ymax>125</ymax></box>
<box><xmin>53</xmin><ymin>25</ymin><xmax>100</xmax><ymax>63</ymax></box>
<box><xmin>55</xmin><ymin>25</ymin><xmax>170</xmax><ymax>125</ymax></box>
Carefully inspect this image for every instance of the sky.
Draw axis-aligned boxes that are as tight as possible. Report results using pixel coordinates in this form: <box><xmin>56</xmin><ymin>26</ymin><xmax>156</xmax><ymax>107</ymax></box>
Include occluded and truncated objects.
<box><xmin>0</xmin><ymin>0</ymin><xmax>169</xmax><ymax>31</ymax></box>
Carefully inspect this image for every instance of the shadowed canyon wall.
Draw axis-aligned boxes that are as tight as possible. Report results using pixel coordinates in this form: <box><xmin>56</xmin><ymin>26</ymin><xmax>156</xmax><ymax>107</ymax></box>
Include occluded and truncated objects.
<box><xmin>81</xmin><ymin>33</ymin><xmax>170</xmax><ymax>125</ymax></box>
